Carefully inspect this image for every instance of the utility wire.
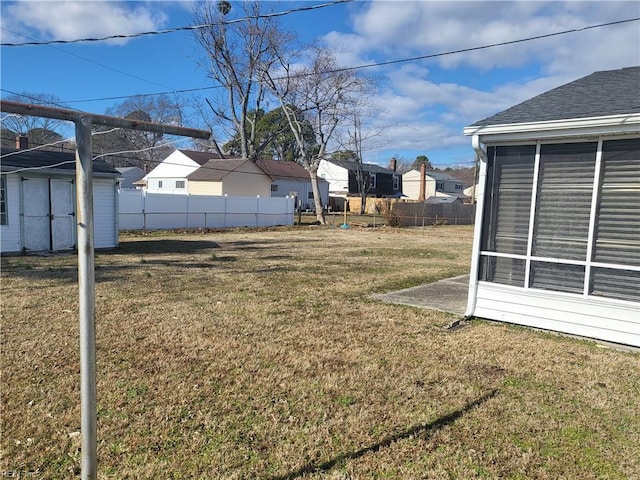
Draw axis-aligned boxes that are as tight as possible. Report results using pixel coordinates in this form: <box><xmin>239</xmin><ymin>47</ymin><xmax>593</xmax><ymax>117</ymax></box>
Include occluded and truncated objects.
<box><xmin>0</xmin><ymin>0</ymin><xmax>353</xmax><ymax>47</ymax></box>
<box><xmin>45</xmin><ymin>16</ymin><xmax>640</xmax><ymax>105</ymax></box>
<box><xmin>0</xmin><ymin>26</ymin><xmax>177</xmax><ymax>92</ymax></box>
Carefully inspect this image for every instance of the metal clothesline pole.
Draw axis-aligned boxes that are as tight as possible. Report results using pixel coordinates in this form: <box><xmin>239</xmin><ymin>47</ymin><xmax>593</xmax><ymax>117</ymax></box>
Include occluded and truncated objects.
<box><xmin>0</xmin><ymin>100</ymin><xmax>210</xmax><ymax>480</ymax></box>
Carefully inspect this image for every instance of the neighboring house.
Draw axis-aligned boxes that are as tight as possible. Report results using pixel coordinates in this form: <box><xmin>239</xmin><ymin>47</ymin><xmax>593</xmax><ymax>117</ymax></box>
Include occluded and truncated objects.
<box><xmin>317</xmin><ymin>158</ymin><xmax>402</xmax><ymax>198</ymax></box>
<box><xmin>186</xmin><ymin>158</ymin><xmax>272</xmax><ymax>197</ymax></box>
<box><xmin>463</xmin><ymin>184</ymin><xmax>479</xmax><ymax>203</ymax></box>
<box><xmin>402</xmin><ymin>169</ymin><xmax>468</xmax><ymax>201</ymax></box>
<box><xmin>255</xmin><ymin>158</ymin><xmax>329</xmax><ymax>210</ymax></box>
<box><xmin>116</xmin><ymin>166</ymin><xmax>145</xmax><ymax>189</ymax></box>
<box><xmin>0</xmin><ymin>146</ymin><xmax>120</xmax><ymax>253</ymax></box>
<box><xmin>142</xmin><ymin>149</ymin><xmax>213</xmax><ymax>194</ymax></box>
<box><xmin>143</xmin><ymin>149</ymin><xmax>326</xmax><ymax>203</ymax></box>
<box><xmin>464</xmin><ymin>66</ymin><xmax>640</xmax><ymax>347</ymax></box>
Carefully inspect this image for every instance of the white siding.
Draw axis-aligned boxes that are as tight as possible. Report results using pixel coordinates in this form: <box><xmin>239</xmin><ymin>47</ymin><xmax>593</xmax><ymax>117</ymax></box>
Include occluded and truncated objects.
<box><xmin>1</xmin><ymin>175</ymin><xmax>22</xmax><ymax>253</ymax></box>
<box><xmin>474</xmin><ymin>282</ymin><xmax>640</xmax><ymax>347</ymax></box>
<box><xmin>317</xmin><ymin>161</ymin><xmax>349</xmax><ymax>195</ymax></box>
<box><xmin>93</xmin><ymin>179</ymin><xmax>118</xmax><ymax>249</ymax></box>
<box><xmin>144</xmin><ymin>151</ymin><xmax>199</xmax><ymax>192</ymax></box>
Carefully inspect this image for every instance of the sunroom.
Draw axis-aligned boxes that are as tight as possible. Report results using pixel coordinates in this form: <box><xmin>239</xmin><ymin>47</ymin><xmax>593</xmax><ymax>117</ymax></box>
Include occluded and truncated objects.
<box><xmin>464</xmin><ymin>67</ymin><xmax>640</xmax><ymax>347</ymax></box>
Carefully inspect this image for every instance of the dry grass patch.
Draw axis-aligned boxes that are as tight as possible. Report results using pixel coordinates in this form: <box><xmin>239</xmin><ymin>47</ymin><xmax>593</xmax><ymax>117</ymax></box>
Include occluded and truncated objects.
<box><xmin>2</xmin><ymin>225</ymin><xmax>638</xmax><ymax>479</ymax></box>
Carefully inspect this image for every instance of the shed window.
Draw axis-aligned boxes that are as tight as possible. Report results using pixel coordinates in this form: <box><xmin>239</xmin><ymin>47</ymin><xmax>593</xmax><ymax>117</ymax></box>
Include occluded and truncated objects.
<box><xmin>479</xmin><ymin>137</ymin><xmax>640</xmax><ymax>303</ymax></box>
<box><xmin>0</xmin><ymin>175</ymin><xmax>7</xmax><ymax>225</ymax></box>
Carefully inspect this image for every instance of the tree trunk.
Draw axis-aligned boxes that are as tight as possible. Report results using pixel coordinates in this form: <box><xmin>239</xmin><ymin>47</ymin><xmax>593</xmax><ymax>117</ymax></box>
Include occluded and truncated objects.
<box><xmin>309</xmin><ymin>169</ymin><xmax>326</xmax><ymax>224</ymax></box>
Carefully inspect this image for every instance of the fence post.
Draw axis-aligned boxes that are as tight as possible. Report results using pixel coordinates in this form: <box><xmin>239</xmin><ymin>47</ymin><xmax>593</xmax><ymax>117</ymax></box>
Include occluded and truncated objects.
<box><xmin>223</xmin><ymin>194</ymin><xmax>227</xmax><ymax>228</ymax></box>
<box><xmin>256</xmin><ymin>195</ymin><xmax>260</xmax><ymax>227</ymax></box>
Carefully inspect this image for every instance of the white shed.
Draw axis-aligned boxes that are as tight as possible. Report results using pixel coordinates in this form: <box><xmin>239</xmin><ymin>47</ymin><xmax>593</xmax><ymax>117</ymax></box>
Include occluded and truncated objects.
<box><xmin>464</xmin><ymin>66</ymin><xmax>640</xmax><ymax>347</ymax></box>
<box><xmin>1</xmin><ymin>147</ymin><xmax>120</xmax><ymax>254</ymax></box>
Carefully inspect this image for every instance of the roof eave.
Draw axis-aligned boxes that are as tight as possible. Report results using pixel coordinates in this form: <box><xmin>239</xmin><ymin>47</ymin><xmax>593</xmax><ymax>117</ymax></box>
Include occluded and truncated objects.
<box><xmin>464</xmin><ymin>113</ymin><xmax>640</xmax><ymax>143</ymax></box>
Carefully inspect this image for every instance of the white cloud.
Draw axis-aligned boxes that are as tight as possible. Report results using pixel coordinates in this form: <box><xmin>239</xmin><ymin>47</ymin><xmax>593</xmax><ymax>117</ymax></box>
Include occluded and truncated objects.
<box><xmin>321</xmin><ymin>1</ymin><xmax>639</xmax><ymax>164</ymax></box>
<box><xmin>2</xmin><ymin>1</ymin><xmax>169</xmax><ymax>45</ymax></box>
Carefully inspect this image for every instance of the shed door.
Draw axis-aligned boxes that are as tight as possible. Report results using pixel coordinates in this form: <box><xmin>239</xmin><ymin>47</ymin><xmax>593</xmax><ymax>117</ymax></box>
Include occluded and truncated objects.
<box><xmin>22</xmin><ymin>177</ymin><xmax>76</xmax><ymax>251</ymax></box>
<box><xmin>22</xmin><ymin>177</ymin><xmax>51</xmax><ymax>251</ymax></box>
<box><xmin>50</xmin><ymin>179</ymin><xmax>75</xmax><ymax>250</ymax></box>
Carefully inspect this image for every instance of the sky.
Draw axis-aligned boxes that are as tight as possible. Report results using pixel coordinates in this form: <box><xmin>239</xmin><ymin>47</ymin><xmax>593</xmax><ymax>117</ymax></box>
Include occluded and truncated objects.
<box><xmin>1</xmin><ymin>0</ymin><xmax>639</xmax><ymax>168</ymax></box>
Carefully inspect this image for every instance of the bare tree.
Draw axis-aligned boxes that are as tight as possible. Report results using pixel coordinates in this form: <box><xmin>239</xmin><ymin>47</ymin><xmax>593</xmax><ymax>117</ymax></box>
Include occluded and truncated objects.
<box><xmin>1</xmin><ymin>92</ymin><xmax>68</xmax><ymax>148</ymax></box>
<box><xmin>93</xmin><ymin>94</ymin><xmax>182</xmax><ymax>167</ymax></box>
<box><xmin>265</xmin><ymin>47</ymin><xmax>370</xmax><ymax>224</ymax></box>
<box><xmin>192</xmin><ymin>0</ymin><xmax>292</xmax><ymax>160</ymax></box>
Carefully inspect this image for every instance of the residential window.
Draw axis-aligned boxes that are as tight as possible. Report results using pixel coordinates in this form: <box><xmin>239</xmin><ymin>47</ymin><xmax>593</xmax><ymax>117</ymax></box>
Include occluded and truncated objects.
<box><xmin>479</xmin><ymin>138</ymin><xmax>640</xmax><ymax>303</ymax></box>
<box><xmin>455</xmin><ymin>184</ymin><xmax>463</xmax><ymax>190</ymax></box>
<box><xmin>271</xmin><ymin>184</ymin><xmax>278</xmax><ymax>192</ymax></box>
<box><xmin>436</xmin><ymin>181</ymin><xmax>445</xmax><ymax>190</ymax></box>
<box><xmin>175</xmin><ymin>180</ymin><xmax>185</xmax><ymax>189</ymax></box>
<box><xmin>158</xmin><ymin>180</ymin><xmax>163</xmax><ymax>189</ymax></box>
<box><xmin>308</xmin><ymin>191</ymin><xmax>314</xmax><ymax>199</ymax></box>
<box><xmin>369</xmin><ymin>173</ymin><xmax>377</xmax><ymax>189</ymax></box>
<box><xmin>393</xmin><ymin>175</ymin><xmax>400</xmax><ymax>190</ymax></box>
<box><xmin>0</xmin><ymin>175</ymin><xmax>7</xmax><ymax>225</ymax></box>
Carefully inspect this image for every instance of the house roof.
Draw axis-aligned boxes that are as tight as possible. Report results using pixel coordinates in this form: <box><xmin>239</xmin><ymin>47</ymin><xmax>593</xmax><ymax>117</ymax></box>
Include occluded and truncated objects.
<box><xmin>186</xmin><ymin>158</ymin><xmax>259</xmax><ymax>181</ymax></box>
<box><xmin>0</xmin><ymin>147</ymin><xmax>120</xmax><ymax>176</ymax></box>
<box><xmin>183</xmin><ymin>155</ymin><xmax>328</xmax><ymax>184</ymax></box>
<box><xmin>116</xmin><ymin>166</ymin><xmax>146</xmax><ymax>188</ymax></box>
<box><xmin>470</xmin><ymin>66</ymin><xmax>640</xmax><ymax>127</ymax></box>
<box><xmin>404</xmin><ymin>169</ymin><xmax>466</xmax><ymax>184</ymax></box>
<box><xmin>325</xmin><ymin>158</ymin><xmax>398</xmax><ymax>175</ymax></box>
<box><xmin>255</xmin><ymin>158</ymin><xmax>328</xmax><ymax>183</ymax></box>
<box><xmin>179</xmin><ymin>149</ymin><xmax>227</xmax><ymax>165</ymax></box>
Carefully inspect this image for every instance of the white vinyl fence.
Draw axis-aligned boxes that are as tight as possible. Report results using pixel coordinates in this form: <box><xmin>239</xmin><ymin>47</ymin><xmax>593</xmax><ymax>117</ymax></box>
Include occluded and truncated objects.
<box><xmin>118</xmin><ymin>190</ymin><xmax>295</xmax><ymax>230</ymax></box>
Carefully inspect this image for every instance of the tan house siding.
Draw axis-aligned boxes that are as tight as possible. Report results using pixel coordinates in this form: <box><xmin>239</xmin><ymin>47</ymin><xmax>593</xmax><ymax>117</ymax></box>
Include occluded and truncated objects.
<box><xmin>188</xmin><ymin>181</ymin><xmax>222</xmax><ymax>196</ymax></box>
<box><xmin>222</xmin><ymin>163</ymin><xmax>272</xmax><ymax>196</ymax></box>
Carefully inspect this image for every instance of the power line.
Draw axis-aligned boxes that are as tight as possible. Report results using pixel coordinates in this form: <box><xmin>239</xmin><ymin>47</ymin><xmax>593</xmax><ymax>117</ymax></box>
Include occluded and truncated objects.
<box><xmin>0</xmin><ymin>26</ymin><xmax>177</xmax><ymax>92</ymax></box>
<box><xmin>46</xmin><ymin>16</ymin><xmax>640</xmax><ymax>105</ymax></box>
<box><xmin>0</xmin><ymin>0</ymin><xmax>353</xmax><ymax>47</ymax></box>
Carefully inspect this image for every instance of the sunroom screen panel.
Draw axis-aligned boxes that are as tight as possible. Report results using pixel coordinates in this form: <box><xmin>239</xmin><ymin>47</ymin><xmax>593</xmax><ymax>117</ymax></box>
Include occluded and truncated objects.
<box><xmin>481</xmin><ymin>145</ymin><xmax>535</xmax><ymax>255</ymax></box>
<box><xmin>590</xmin><ymin>267</ymin><xmax>640</xmax><ymax>302</ymax></box>
<box><xmin>593</xmin><ymin>138</ymin><xmax>640</xmax><ymax>267</ymax></box>
<box><xmin>529</xmin><ymin>261</ymin><xmax>585</xmax><ymax>294</ymax></box>
<box><xmin>532</xmin><ymin>143</ymin><xmax>597</xmax><ymax>261</ymax></box>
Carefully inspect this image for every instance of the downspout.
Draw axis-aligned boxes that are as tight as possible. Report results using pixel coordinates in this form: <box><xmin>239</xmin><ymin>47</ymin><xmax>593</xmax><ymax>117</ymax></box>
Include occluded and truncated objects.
<box><xmin>464</xmin><ymin>134</ymin><xmax>488</xmax><ymax>319</ymax></box>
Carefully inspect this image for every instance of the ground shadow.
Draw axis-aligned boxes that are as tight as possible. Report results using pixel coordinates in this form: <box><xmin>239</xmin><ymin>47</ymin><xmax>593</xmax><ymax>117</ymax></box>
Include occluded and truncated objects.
<box><xmin>112</xmin><ymin>239</ymin><xmax>221</xmax><ymax>255</ymax></box>
<box><xmin>270</xmin><ymin>389</ymin><xmax>499</xmax><ymax>480</ymax></box>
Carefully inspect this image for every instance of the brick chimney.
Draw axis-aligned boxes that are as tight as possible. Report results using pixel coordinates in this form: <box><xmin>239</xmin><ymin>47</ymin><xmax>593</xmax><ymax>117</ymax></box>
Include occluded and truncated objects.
<box><xmin>16</xmin><ymin>135</ymin><xmax>28</xmax><ymax>150</ymax></box>
<box><xmin>418</xmin><ymin>163</ymin><xmax>426</xmax><ymax>201</ymax></box>
<box><xmin>389</xmin><ymin>157</ymin><xmax>397</xmax><ymax>172</ymax></box>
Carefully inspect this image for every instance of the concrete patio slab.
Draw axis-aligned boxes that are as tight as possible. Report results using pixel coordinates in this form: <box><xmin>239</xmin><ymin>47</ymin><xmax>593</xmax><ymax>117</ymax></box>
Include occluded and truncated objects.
<box><xmin>372</xmin><ymin>274</ymin><xmax>470</xmax><ymax>316</ymax></box>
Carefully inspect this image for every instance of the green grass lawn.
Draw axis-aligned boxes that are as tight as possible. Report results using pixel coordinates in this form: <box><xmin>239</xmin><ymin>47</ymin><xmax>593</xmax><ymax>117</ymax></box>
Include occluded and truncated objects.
<box><xmin>2</xmin><ymin>225</ymin><xmax>638</xmax><ymax>479</ymax></box>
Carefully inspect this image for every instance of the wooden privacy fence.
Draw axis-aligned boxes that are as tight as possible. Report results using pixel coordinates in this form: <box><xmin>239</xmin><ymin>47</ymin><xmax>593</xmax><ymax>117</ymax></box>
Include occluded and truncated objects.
<box><xmin>118</xmin><ymin>190</ymin><xmax>295</xmax><ymax>230</ymax></box>
<box><xmin>386</xmin><ymin>201</ymin><xmax>476</xmax><ymax>226</ymax></box>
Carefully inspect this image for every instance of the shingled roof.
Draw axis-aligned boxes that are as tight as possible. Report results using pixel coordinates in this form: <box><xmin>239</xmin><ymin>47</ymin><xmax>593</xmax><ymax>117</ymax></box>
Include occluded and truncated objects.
<box><xmin>470</xmin><ymin>66</ymin><xmax>640</xmax><ymax>127</ymax></box>
<box><xmin>0</xmin><ymin>147</ymin><xmax>120</xmax><ymax>176</ymax></box>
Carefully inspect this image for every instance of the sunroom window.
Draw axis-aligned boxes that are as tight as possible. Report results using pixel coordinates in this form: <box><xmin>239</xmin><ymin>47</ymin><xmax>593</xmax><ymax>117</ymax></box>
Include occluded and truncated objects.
<box><xmin>479</xmin><ymin>137</ymin><xmax>640</xmax><ymax>303</ymax></box>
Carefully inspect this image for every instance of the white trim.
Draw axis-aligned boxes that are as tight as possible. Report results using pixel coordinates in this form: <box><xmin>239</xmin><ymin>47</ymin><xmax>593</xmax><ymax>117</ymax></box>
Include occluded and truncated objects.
<box><xmin>474</xmin><ymin>282</ymin><xmax>640</xmax><ymax>346</ymax></box>
<box><xmin>480</xmin><ymin>251</ymin><xmax>640</xmax><ymax>272</ymax></box>
<box><xmin>525</xmin><ymin>142</ymin><xmax>541</xmax><ymax>289</ymax></box>
<box><xmin>584</xmin><ymin>140</ymin><xmax>603</xmax><ymax>295</ymax></box>
<box><xmin>464</xmin><ymin>113</ymin><xmax>640</xmax><ymax>141</ymax></box>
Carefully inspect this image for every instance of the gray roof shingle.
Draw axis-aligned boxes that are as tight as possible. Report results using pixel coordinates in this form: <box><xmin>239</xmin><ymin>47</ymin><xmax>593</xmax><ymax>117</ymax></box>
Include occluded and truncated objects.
<box><xmin>0</xmin><ymin>147</ymin><xmax>120</xmax><ymax>176</ymax></box>
<box><xmin>470</xmin><ymin>66</ymin><xmax>640</xmax><ymax>127</ymax></box>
